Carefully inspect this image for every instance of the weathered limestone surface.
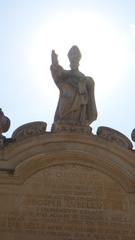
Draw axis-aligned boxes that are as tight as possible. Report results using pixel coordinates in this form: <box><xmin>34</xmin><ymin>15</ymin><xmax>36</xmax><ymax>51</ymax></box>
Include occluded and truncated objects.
<box><xmin>0</xmin><ymin>123</ymin><xmax>135</xmax><ymax>240</ymax></box>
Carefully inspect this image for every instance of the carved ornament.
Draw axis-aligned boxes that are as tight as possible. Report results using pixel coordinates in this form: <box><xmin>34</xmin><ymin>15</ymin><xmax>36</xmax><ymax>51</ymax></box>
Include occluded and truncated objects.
<box><xmin>12</xmin><ymin>121</ymin><xmax>47</xmax><ymax>140</ymax></box>
<box><xmin>97</xmin><ymin>126</ymin><xmax>133</xmax><ymax>150</ymax></box>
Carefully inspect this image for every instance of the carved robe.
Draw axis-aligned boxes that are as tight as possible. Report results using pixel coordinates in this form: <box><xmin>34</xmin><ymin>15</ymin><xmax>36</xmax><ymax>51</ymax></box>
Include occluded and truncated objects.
<box><xmin>51</xmin><ymin>65</ymin><xmax>97</xmax><ymax>125</ymax></box>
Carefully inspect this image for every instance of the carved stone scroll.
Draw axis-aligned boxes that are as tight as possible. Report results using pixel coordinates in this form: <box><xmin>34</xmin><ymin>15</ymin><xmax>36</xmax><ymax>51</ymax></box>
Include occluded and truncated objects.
<box><xmin>97</xmin><ymin>126</ymin><xmax>133</xmax><ymax>150</ymax></box>
<box><xmin>131</xmin><ymin>129</ymin><xmax>135</xmax><ymax>142</ymax></box>
<box><xmin>0</xmin><ymin>109</ymin><xmax>10</xmax><ymax>148</ymax></box>
<box><xmin>12</xmin><ymin>121</ymin><xmax>47</xmax><ymax>140</ymax></box>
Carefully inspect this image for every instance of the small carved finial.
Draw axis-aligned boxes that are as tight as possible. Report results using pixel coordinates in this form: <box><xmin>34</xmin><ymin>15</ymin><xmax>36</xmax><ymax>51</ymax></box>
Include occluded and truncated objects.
<box><xmin>0</xmin><ymin>109</ymin><xmax>10</xmax><ymax>134</ymax></box>
<box><xmin>131</xmin><ymin>129</ymin><xmax>135</xmax><ymax>142</ymax></box>
<box><xmin>0</xmin><ymin>109</ymin><xmax>11</xmax><ymax>148</ymax></box>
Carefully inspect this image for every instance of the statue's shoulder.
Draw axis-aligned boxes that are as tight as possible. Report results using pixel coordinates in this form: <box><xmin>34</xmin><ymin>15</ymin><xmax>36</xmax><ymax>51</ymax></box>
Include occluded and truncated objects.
<box><xmin>86</xmin><ymin>76</ymin><xmax>94</xmax><ymax>83</ymax></box>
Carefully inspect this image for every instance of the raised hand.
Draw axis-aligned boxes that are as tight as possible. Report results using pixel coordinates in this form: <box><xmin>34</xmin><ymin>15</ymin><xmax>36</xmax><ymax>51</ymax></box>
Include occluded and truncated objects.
<box><xmin>51</xmin><ymin>50</ymin><xmax>59</xmax><ymax>67</ymax></box>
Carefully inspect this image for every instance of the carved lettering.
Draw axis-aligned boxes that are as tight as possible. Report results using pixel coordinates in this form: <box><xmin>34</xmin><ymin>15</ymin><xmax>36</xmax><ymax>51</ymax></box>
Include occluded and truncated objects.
<box><xmin>0</xmin><ymin>166</ymin><xmax>133</xmax><ymax>239</ymax></box>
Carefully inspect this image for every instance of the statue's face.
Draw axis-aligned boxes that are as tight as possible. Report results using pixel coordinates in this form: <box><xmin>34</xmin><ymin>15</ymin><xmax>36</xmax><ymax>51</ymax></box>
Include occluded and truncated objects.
<box><xmin>70</xmin><ymin>57</ymin><xmax>79</xmax><ymax>70</ymax></box>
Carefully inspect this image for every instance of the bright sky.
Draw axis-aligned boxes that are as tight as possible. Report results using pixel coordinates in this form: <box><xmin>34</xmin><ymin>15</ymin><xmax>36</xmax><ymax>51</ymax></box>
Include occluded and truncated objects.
<box><xmin>0</xmin><ymin>0</ymin><xmax>135</xmax><ymax>145</ymax></box>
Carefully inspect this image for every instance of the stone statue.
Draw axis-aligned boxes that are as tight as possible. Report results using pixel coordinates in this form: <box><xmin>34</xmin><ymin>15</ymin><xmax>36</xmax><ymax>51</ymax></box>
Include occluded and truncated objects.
<box><xmin>50</xmin><ymin>46</ymin><xmax>97</xmax><ymax>132</ymax></box>
<box><xmin>0</xmin><ymin>109</ymin><xmax>10</xmax><ymax>147</ymax></box>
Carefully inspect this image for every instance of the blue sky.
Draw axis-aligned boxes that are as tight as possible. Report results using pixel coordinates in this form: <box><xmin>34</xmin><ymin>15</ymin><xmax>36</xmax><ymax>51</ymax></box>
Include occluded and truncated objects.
<box><xmin>0</xmin><ymin>0</ymin><xmax>135</xmax><ymax>146</ymax></box>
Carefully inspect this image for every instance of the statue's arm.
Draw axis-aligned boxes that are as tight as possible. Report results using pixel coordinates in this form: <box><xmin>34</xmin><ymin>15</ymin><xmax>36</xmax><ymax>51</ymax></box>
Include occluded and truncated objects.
<box><xmin>86</xmin><ymin>77</ymin><xmax>95</xmax><ymax>89</ymax></box>
<box><xmin>86</xmin><ymin>76</ymin><xmax>97</xmax><ymax>121</ymax></box>
<box><xmin>50</xmin><ymin>50</ymin><xmax>65</xmax><ymax>86</ymax></box>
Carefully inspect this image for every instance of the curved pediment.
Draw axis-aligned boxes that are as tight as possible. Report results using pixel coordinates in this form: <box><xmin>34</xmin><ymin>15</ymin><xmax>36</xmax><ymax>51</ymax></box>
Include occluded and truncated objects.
<box><xmin>0</xmin><ymin>132</ymin><xmax>135</xmax><ymax>192</ymax></box>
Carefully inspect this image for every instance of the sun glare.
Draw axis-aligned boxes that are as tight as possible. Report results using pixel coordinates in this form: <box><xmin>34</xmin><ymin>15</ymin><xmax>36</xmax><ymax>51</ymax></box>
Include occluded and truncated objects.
<box><xmin>28</xmin><ymin>12</ymin><xmax>129</xmax><ymax>105</ymax></box>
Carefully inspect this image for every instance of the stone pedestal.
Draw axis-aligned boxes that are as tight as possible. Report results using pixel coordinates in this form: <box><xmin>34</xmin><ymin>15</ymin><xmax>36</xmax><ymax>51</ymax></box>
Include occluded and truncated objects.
<box><xmin>51</xmin><ymin>121</ymin><xmax>92</xmax><ymax>134</ymax></box>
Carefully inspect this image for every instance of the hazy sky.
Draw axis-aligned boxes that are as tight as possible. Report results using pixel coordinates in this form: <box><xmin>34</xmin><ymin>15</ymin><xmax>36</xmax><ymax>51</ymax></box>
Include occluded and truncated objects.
<box><xmin>0</xmin><ymin>0</ymin><xmax>135</xmax><ymax>146</ymax></box>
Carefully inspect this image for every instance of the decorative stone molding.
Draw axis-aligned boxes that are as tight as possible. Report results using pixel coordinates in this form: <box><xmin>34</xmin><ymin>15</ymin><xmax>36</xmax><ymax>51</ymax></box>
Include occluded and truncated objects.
<box><xmin>131</xmin><ymin>129</ymin><xmax>135</xmax><ymax>142</ymax></box>
<box><xmin>0</xmin><ymin>132</ymin><xmax>134</xmax><ymax>239</ymax></box>
<box><xmin>0</xmin><ymin>109</ymin><xmax>10</xmax><ymax>135</ymax></box>
<box><xmin>12</xmin><ymin>121</ymin><xmax>47</xmax><ymax>140</ymax></box>
<box><xmin>0</xmin><ymin>109</ymin><xmax>11</xmax><ymax>148</ymax></box>
<box><xmin>97</xmin><ymin>126</ymin><xmax>133</xmax><ymax>150</ymax></box>
<box><xmin>0</xmin><ymin>132</ymin><xmax>135</xmax><ymax>192</ymax></box>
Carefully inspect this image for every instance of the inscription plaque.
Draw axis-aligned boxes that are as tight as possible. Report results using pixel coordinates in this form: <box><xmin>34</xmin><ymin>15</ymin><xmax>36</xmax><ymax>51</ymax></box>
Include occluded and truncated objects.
<box><xmin>0</xmin><ymin>164</ymin><xmax>134</xmax><ymax>240</ymax></box>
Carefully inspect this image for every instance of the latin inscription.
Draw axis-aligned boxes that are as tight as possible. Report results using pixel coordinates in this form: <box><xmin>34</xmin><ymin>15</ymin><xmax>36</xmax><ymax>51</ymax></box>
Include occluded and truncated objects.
<box><xmin>0</xmin><ymin>165</ymin><xmax>134</xmax><ymax>239</ymax></box>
